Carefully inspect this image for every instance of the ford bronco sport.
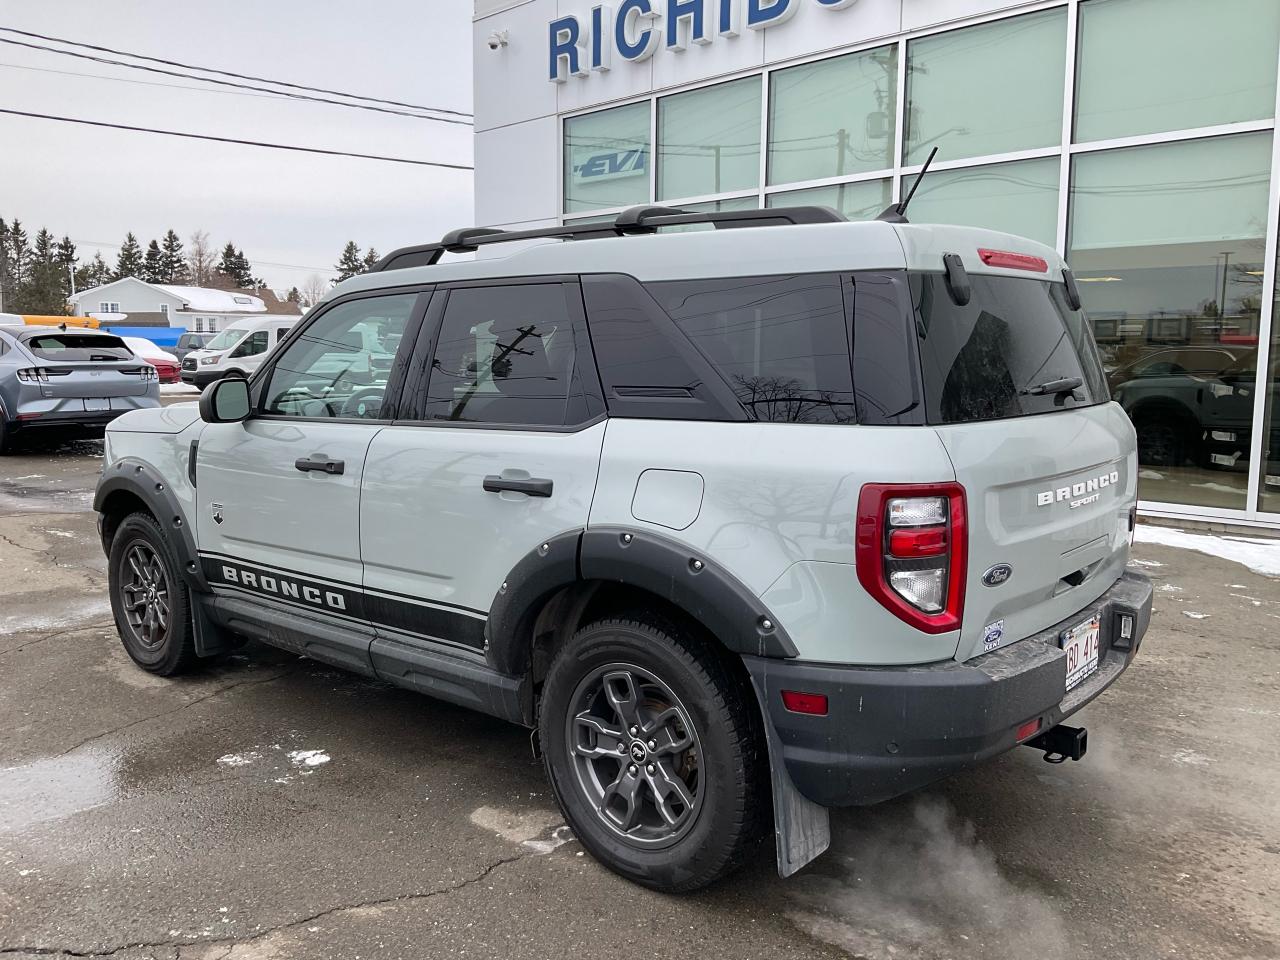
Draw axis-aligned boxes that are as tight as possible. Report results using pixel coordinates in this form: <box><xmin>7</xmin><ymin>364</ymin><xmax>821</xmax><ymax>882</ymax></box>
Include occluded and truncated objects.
<box><xmin>95</xmin><ymin>204</ymin><xmax>1152</xmax><ymax>892</ymax></box>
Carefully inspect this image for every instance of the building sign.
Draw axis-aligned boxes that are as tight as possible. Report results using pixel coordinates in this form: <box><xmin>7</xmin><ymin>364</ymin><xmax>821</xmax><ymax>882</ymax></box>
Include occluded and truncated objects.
<box><xmin>572</xmin><ymin>147</ymin><xmax>648</xmax><ymax>183</ymax></box>
<box><xmin>549</xmin><ymin>0</ymin><xmax>858</xmax><ymax>82</ymax></box>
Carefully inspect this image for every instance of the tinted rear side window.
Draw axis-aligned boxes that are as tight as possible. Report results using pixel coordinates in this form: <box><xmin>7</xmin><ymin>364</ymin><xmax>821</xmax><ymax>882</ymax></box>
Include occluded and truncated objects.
<box><xmin>22</xmin><ymin>334</ymin><xmax>132</xmax><ymax>361</ymax></box>
<box><xmin>645</xmin><ymin>274</ymin><xmax>856</xmax><ymax>423</ymax></box>
<box><xmin>910</xmin><ymin>273</ymin><xmax>1108</xmax><ymax>424</ymax></box>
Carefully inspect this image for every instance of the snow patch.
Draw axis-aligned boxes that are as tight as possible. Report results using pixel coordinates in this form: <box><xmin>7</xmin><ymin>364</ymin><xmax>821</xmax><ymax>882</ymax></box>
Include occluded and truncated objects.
<box><xmin>1190</xmin><ymin>481</ymin><xmax>1246</xmax><ymax>495</ymax></box>
<box><xmin>1156</xmin><ymin>583</ymin><xmax>1183</xmax><ymax>593</ymax></box>
<box><xmin>1128</xmin><ymin>557</ymin><xmax>1164</xmax><ymax>568</ymax></box>
<box><xmin>1138</xmin><ymin>470</ymin><xmax>1165</xmax><ymax>480</ymax></box>
<box><xmin>1165</xmin><ymin>749</ymin><xmax>1214</xmax><ymax>766</ymax></box>
<box><xmin>216</xmin><ymin>751</ymin><xmax>261</xmax><ymax>768</ymax></box>
<box><xmin>1181</xmin><ymin>610</ymin><xmax>1209</xmax><ymax>620</ymax></box>
<box><xmin>1135</xmin><ymin>525</ymin><xmax>1280</xmax><ymax>578</ymax></box>
<box><xmin>287</xmin><ymin>749</ymin><xmax>330</xmax><ymax>768</ymax></box>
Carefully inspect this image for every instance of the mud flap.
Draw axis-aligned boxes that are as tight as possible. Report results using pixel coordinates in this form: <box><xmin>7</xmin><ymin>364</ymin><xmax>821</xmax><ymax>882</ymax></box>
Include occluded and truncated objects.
<box><xmin>192</xmin><ymin>595</ymin><xmax>235</xmax><ymax>657</ymax></box>
<box><xmin>748</xmin><ymin>675</ymin><xmax>831</xmax><ymax>877</ymax></box>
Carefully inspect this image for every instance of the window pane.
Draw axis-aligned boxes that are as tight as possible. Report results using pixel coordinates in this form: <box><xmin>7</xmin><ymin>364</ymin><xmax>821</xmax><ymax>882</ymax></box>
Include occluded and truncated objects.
<box><xmin>423</xmin><ymin>285</ymin><xmax>585</xmax><ymax>426</ymax></box>
<box><xmin>564</xmin><ymin>103</ymin><xmax>650</xmax><ymax>215</ymax></box>
<box><xmin>768</xmin><ymin>179</ymin><xmax>891</xmax><ymax>221</ymax></box>
<box><xmin>904</xmin><ymin>9</ymin><xmax>1066</xmax><ymax>164</ymax></box>
<box><xmin>1261</xmin><ymin>272</ymin><xmax>1280</xmax><ymax>514</ymax></box>
<box><xmin>265</xmin><ymin>294</ymin><xmax>415</xmax><ymax>419</ymax></box>
<box><xmin>645</xmin><ymin>274</ymin><xmax>856</xmax><ymax>423</ymax></box>
<box><xmin>768</xmin><ymin>45</ymin><xmax>897</xmax><ymax>185</ymax></box>
<box><xmin>1076</xmin><ymin>0</ymin><xmax>1280</xmax><ymax>143</ymax></box>
<box><xmin>1068</xmin><ymin>133</ymin><xmax>1272</xmax><ymax>510</ymax></box>
<box><xmin>906</xmin><ymin>157</ymin><xmax>1060</xmax><ymax>246</ymax></box>
<box><xmin>658</xmin><ymin>77</ymin><xmax>761</xmax><ymax>201</ymax></box>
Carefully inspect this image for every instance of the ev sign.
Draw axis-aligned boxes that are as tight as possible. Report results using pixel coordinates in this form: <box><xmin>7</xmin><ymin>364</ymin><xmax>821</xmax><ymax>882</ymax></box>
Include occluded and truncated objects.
<box><xmin>573</xmin><ymin>147</ymin><xmax>648</xmax><ymax>183</ymax></box>
<box><xmin>549</xmin><ymin>0</ymin><xmax>858</xmax><ymax>82</ymax></box>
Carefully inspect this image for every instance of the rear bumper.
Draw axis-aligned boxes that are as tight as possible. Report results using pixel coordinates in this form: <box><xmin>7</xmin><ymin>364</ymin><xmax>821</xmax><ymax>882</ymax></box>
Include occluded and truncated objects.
<box><xmin>744</xmin><ymin>570</ymin><xmax>1153</xmax><ymax>807</ymax></box>
<box><xmin>6</xmin><ymin>396</ymin><xmax>160</xmax><ymax>432</ymax></box>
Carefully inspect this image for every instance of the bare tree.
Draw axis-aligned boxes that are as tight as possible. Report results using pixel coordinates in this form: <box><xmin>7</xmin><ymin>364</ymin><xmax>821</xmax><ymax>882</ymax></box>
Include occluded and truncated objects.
<box><xmin>186</xmin><ymin>230</ymin><xmax>217</xmax><ymax>287</ymax></box>
<box><xmin>300</xmin><ymin>274</ymin><xmax>330</xmax><ymax>308</ymax></box>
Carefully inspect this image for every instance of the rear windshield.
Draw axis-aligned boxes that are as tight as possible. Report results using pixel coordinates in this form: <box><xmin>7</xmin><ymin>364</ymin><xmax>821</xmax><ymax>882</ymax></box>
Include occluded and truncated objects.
<box><xmin>910</xmin><ymin>273</ymin><xmax>1108</xmax><ymax>424</ymax></box>
<box><xmin>22</xmin><ymin>333</ymin><xmax>132</xmax><ymax>362</ymax></box>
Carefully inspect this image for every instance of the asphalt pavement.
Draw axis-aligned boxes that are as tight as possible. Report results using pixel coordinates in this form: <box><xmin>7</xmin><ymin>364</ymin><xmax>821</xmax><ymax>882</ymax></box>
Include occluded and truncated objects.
<box><xmin>1</xmin><ymin>423</ymin><xmax>1277</xmax><ymax>960</ymax></box>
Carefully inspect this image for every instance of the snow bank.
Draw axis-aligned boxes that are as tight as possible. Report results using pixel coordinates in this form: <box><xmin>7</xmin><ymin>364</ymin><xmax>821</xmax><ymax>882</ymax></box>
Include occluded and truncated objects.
<box><xmin>1135</xmin><ymin>525</ymin><xmax>1280</xmax><ymax>578</ymax></box>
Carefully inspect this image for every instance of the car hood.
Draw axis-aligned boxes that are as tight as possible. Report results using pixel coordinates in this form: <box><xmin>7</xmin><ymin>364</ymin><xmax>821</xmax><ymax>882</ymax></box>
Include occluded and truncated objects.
<box><xmin>107</xmin><ymin>403</ymin><xmax>202</xmax><ymax>434</ymax></box>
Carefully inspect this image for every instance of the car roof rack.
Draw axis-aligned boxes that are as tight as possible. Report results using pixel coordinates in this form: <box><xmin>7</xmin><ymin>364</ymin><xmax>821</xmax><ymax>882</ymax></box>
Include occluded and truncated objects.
<box><xmin>369</xmin><ymin>204</ymin><xmax>846</xmax><ymax>273</ymax></box>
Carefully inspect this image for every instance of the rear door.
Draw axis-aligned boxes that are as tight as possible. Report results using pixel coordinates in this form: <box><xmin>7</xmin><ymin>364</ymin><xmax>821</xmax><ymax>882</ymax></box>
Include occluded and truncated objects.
<box><xmin>194</xmin><ymin>290</ymin><xmax>427</xmax><ymax>670</ymax></box>
<box><xmin>360</xmin><ymin>279</ymin><xmax>606</xmax><ymax>662</ymax></box>
<box><xmin>908</xmin><ymin>269</ymin><xmax>1136</xmax><ymax>661</ymax></box>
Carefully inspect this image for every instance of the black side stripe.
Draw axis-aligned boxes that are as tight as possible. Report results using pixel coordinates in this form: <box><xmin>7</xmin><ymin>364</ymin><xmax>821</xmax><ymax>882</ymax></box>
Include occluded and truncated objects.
<box><xmin>200</xmin><ymin>550</ymin><xmax>487</xmax><ymax>618</ymax></box>
<box><xmin>200</xmin><ymin>555</ymin><xmax>487</xmax><ymax>651</ymax></box>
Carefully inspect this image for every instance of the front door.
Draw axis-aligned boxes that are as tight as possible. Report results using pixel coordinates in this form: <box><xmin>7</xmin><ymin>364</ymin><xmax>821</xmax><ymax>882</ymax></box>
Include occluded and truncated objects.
<box><xmin>195</xmin><ymin>291</ymin><xmax>425</xmax><ymax>668</ymax></box>
<box><xmin>360</xmin><ymin>280</ymin><xmax>606</xmax><ymax>659</ymax></box>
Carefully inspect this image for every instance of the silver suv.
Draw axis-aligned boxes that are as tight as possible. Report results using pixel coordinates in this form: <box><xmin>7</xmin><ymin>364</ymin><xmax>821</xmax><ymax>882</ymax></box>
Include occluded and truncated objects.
<box><xmin>0</xmin><ymin>323</ymin><xmax>160</xmax><ymax>453</ymax></box>
<box><xmin>94</xmin><ymin>206</ymin><xmax>1152</xmax><ymax>892</ymax></box>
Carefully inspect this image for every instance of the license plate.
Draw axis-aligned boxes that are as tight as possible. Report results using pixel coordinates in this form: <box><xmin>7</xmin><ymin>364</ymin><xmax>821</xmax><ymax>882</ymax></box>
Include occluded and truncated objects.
<box><xmin>83</xmin><ymin>398</ymin><xmax>109</xmax><ymax>411</ymax></box>
<box><xmin>1061</xmin><ymin>615</ymin><xmax>1100</xmax><ymax>691</ymax></box>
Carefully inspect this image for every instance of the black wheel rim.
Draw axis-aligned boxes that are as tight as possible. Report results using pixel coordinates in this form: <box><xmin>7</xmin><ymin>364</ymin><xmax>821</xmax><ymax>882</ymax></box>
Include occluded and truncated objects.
<box><xmin>120</xmin><ymin>542</ymin><xmax>171</xmax><ymax>650</ymax></box>
<box><xmin>565</xmin><ymin>663</ymin><xmax>704</xmax><ymax>848</ymax></box>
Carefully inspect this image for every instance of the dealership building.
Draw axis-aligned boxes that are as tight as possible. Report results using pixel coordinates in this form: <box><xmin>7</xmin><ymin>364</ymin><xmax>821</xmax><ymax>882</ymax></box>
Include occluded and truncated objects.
<box><xmin>471</xmin><ymin>0</ymin><xmax>1280</xmax><ymax>529</ymax></box>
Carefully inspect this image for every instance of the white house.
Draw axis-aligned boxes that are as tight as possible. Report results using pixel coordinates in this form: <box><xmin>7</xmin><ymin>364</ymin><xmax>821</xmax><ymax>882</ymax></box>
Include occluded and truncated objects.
<box><xmin>68</xmin><ymin>277</ymin><xmax>279</xmax><ymax>332</ymax></box>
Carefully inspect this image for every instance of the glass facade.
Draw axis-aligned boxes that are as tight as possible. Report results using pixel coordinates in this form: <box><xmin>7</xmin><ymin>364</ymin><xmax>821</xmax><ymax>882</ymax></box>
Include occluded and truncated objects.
<box><xmin>559</xmin><ymin>0</ymin><xmax>1280</xmax><ymax>523</ymax></box>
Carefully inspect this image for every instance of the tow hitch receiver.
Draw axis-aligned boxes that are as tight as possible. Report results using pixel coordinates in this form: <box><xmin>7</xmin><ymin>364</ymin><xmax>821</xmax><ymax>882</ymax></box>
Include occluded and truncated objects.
<box><xmin>1024</xmin><ymin>724</ymin><xmax>1087</xmax><ymax>764</ymax></box>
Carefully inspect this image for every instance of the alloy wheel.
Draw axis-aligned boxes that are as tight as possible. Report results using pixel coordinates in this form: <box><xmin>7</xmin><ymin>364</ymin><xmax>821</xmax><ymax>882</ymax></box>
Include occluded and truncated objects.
<box><xmin>120</xmin><ymin>542</ymin><xmax>171</xmax><ymax>649</ymax></box>
<box><xmin>565</xmin><ymin>663</ymin><xmax>704</xmax><ymax>848</ymax></box>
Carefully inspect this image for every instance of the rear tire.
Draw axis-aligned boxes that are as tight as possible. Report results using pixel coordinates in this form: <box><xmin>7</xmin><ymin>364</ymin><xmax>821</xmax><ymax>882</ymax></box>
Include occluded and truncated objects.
<box><xmin>0</xmin><ymin>419</ymin><xmax>11</xmax><ymax>455</ymax></box>
<box><xmin>1134</xmin><ymin>415</ymin><xmax>1188</xmax><ymax>468</ymax></box>
<box><xmin>108</xmin><ymin>511</ymin><xmax>199</xmax><ymax>676</ymax></box>
<box><xmin>539</xmin><ymin>615</ymin><xmax>767</xmax><ymax>893</ymax></box>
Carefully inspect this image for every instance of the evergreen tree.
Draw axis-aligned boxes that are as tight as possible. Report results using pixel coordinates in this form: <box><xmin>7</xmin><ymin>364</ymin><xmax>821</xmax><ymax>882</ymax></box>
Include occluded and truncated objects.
<box><xmin>286</xmin><ymin>286</ymin><xmax>301</xmax><ymax>305</ymax></box>
<box><xmin>17</xmin><ymin>229</ymin><xmax>69</xmax><ymax>314</ymax></box>
<box><xmin>84</xmin><ymin>252</ymin><xmax>113</xmax><ymax>289</ymax></box>
<box><xmin>0</xmin><ymin>218</ymin><xmax>11</xmax><ymax>311</ymax></box>
<box><xmin>233</xmin><ymin>248</ymin><xmax>261</xmax><ymax>288</ymax></box>
<box><xmin>159</xmin><ymin>229</ymin><xmax>189</xmax><ymax>284</ymax></box>
<box><xmin>114</xmin><ymin>232</ymin><xmax>145</xmax><ymax>280</ymax></box>
<box><xmin>216</xmin><ymin>243</ymin><xmax>260</xmax><ymax>288</ymax></box>
<box><xmin>56</xmin><ymin>236</ymin><xmax>78</xmax><ymax>302</ymax></box>
<box><xmin>361</xmin><ymin>247</ymin><xmax>380</xmax><ymax>272</ymax></box>
<box><xmin>143</xmin><ymin>239</ymin><xmax>164</xmax><ymax>283</ymax></box>
<box><xmin>7</xmin><ymin>219</ymin><xmax>32</xmax><ymax>291</ymax></box>
<box><xmin>335</xmin><ymin>241</ymin><xmax>363</xmax><ymax>281</ymax></box>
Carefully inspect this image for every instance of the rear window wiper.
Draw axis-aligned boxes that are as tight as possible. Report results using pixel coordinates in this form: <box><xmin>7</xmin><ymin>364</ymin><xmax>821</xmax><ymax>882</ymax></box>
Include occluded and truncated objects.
<box><xmin>1021</xmin><ymin>375</ymin><xmax>1083</xmax><ymax>397</ymax></box>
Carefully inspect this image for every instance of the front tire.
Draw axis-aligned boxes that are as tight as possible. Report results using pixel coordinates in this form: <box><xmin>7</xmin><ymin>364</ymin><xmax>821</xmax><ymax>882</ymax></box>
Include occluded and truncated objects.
<box><xmin>539</xmin><ymin>615</ymin><xmax>767</xmax><ymax>892</ymax></box>
<box><xmin>108</xmin><ymin>511</ymin><xmax>198</xmax><ymax>675</ymax></box>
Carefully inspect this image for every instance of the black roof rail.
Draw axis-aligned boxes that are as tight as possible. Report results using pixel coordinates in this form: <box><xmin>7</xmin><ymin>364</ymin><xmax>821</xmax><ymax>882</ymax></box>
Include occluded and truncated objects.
<box><xmin>368</xmin><ymin>204</ymin><xmax>847</xmax><ymax>273</ymax></box>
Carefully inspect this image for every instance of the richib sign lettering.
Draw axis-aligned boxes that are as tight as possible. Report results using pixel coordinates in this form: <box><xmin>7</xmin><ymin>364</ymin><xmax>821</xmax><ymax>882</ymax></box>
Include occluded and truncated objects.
<box><xmin>549</xmin><ymin>0</ymin><xmax>858</xmax><ymax>82</ymax></box>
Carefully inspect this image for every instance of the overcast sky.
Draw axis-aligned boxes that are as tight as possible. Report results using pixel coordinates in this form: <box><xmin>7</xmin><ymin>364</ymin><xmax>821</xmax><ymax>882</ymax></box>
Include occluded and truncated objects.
<box><xmin>0</xmin><ymin>0</ymin><xmax>474</xmax><ymax>293</ymax></box>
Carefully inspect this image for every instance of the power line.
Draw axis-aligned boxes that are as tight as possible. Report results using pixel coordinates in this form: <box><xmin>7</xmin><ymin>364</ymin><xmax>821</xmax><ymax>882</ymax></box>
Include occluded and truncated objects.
<box><xmin>0</xmin><ymin>35</ymin><xmax>472</xmax><ymax>126</ymax></box>
<box><xmin>0</xmin><ymin>60</ymin><xmax>303</xmax><ymax>101</ymax></box>
<box><xmin>0</xmin><ymin>108</ymin><xmax>474</xmax><ymax>170</ymax></box>
<box><xmin>0</xmin><ymin>25</ymin><xmax>472</xmax><ymax>119</ymax></box>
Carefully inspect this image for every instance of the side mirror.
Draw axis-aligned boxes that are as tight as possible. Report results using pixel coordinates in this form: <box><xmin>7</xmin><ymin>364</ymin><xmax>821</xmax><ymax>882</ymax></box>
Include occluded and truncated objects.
<box><xmin>199</xmin><ymin>376</ymin><xmax>251</xmax><ymax>423</ymax></box>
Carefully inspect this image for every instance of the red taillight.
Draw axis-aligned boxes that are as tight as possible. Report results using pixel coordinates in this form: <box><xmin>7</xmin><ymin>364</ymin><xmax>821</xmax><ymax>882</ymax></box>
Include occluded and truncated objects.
<box><xmin>888</xmin><ymin>526</ymin><xmax>947</xmax><ymax>558</ymax></box>
<box><xmin>1016</xmin><ymin>718</ymin><xmax>1042</xmax><ymax>742</ymax></box>
<box><xmin>856</xmin><ymin>482</ymin><xmax>967</xmax><ymax>634</ymax></box>
<box><xmin>977</xmin><ymin>248</ymin><xmax>1048</xmax><ymax>272</ymax></box>
<box><xmin>781</xmin><ymin>690</ymin><xmax>828</xmax><ymax>716</ymax></box>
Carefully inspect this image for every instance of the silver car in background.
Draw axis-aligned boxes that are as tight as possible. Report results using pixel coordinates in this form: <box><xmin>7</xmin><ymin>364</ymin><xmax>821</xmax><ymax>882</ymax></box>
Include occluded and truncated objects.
<box><xmin>0</xmin><ymin>324</ymin><xmax>161</xmax><ymax>454</ymax></box>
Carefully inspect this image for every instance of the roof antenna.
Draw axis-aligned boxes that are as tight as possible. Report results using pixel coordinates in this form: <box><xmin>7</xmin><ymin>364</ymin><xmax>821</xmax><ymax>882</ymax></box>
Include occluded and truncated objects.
<box><xmin>877</xmin><ymin>146</ymin><xmax>938</xmax><ymax>223</ymax></box>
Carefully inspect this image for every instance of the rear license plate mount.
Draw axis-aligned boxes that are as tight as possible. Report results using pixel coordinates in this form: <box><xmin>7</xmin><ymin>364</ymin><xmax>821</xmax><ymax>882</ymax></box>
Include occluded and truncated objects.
<box><xmin>1060</xmin><ymin>614</ymin><xmax>1100</xmax><ymax>691</ymax></box>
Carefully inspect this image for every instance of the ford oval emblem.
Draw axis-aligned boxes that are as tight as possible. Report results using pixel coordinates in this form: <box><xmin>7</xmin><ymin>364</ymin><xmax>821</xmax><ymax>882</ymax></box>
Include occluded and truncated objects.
<box><xmin>982</xmin><ymin>564</ymin><xmax>1013</xmax><ymax>587</ymax></box>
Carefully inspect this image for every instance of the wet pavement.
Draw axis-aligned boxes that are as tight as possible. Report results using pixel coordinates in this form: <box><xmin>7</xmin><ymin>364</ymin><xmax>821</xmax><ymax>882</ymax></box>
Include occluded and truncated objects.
<box><xmin>1</xmin><ymin>432</ymin><xmax>1278</xmax><ymax>960</ymax></box>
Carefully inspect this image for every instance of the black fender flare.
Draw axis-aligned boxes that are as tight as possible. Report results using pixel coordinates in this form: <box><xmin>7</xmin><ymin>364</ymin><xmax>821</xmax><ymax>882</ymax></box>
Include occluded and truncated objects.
<box><xmin>485</xmin><ymin>525</ymin><xmax>798</xmax><ymax>676</ymax></box>
<box><xmin>94</xmin><ymin>457</ymin><xmax>208</xmax><ymax>593</ymax></box>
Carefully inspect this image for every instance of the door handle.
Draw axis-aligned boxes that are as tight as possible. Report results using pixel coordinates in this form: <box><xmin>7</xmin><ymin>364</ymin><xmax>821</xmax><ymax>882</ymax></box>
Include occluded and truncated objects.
<box><xmin>295</xmin><ymin>455</ymin><xmax>345</xmax><ymax>475</ymax></box>
<box><xmin>483</xmin><ymin>475</ymin><xmax>553</xmax><ymax>498</ymax></box>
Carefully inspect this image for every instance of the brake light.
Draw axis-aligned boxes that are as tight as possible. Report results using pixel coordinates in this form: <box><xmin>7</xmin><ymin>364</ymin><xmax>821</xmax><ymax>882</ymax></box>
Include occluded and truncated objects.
<box><xmin>977</xmin><ymin>248</ymin><xmax>1048</xmax><ymax>273</ymax></box>
<box><xmin>856</xmin><ymin>483</ymin><xmax>967</xmax><ymax>634</ymax></box>
<box><xmin>15</xmin><ymin>368</ymin><xmax>50</xmax><ymax>383</ymax></box>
